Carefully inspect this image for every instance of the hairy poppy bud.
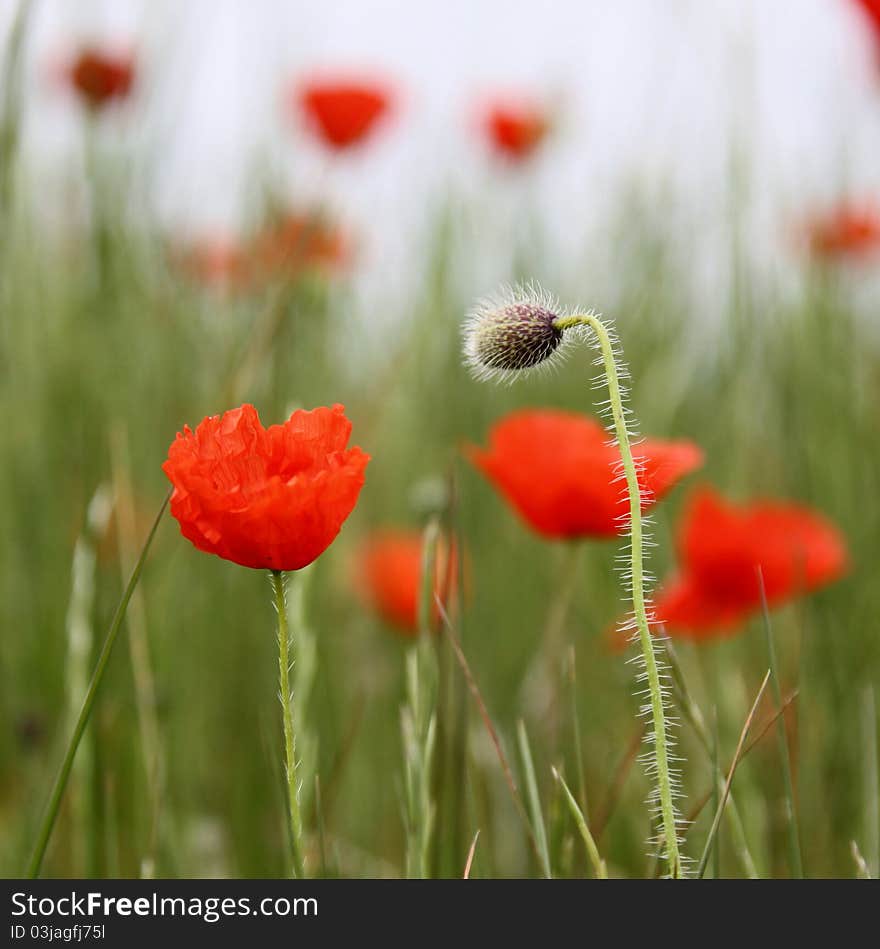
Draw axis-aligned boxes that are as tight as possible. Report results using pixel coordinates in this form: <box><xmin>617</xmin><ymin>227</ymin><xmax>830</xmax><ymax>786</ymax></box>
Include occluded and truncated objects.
<box><xmin>462</xmin><ymin>286</ymin><xmax>566</xmax><ymax>382</ymax></box>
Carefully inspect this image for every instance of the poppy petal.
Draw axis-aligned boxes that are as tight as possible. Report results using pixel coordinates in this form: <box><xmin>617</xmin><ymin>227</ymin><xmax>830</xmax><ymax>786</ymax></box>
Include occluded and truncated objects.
<box><xmin>163</xmin><ymin>403</ymin><xmax>369</xmax><ymax>571</ymax></box>
<box><xmin>468</xmin><ymin>409</ymin><xmax>702</xmax><ymax>540</ymax></box>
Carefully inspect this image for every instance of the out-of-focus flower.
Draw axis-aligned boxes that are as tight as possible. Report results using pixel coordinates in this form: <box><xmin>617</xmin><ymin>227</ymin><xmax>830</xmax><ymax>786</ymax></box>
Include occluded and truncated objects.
<box><xmin>174</xmin><ymin>237</ymin><xmax>248</xmax><ymax>293</ymax></box>
<box><xmin>467</xmin><ymin>409</ymin><xmax>703</xmax><ymax>539</ymax></box>
<box><xmin>356</xmin><ymin>530</ymin><xmax>459</xmax><ymax>635</ymax></box>
<box><xmin>66</xmin><ymin>47</ymin><xmax>135</xmax><ymax>110</ymax></box>
<box><xmin>249</xmin><ymin>212</ymin><xmax>350</xmax><ymax>281</ymax></box>
<box><xmin>852</xmin><ymin>1</ymin><xmax>880</xmax><ymax>42</ymax></box>
<box><xmin>163</xmin><ymin>404</ymin><xmax>369</xmax><ymax>571</ymax></box>
<box><xmin>483</xmin><ymin>99</ymin><xmax>549</xmax><ymax>161</ymax></box>
<box><xmin>296</xmin><ymin>78</ymin><xmax>392</xmax><ymax>150</ymax></box>
<box><xmin>805</xmin><ymin>203</ymin><xmax>880</xmax><ymax>260</ymax></box>
<box><xmin>652</xmin><ymin>487</ymin><xmax>847</xmax><ymax>640</ymax></box>
<box><xmin>174</xmin><ymin>214</ymin><xmax>348</xmax><ymax>292</ymax></box>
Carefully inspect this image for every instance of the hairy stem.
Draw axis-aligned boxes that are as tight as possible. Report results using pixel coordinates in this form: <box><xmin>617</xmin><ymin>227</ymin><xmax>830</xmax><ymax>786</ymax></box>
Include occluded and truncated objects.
<box><xmin>554</xmin><ymin>313</ymin><xmax>682</xmax><ymax>878</ymax></box>
<box><xmin>271</xmin><ymin>570</ymin><xmax>306</xmax><ymax>878</ymax></box>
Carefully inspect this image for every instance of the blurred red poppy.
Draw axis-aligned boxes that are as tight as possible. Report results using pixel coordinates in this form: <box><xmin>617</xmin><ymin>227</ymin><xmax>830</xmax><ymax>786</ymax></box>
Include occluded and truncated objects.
<box><xmin>297</xmin><ymin>79</ymin><xmax>392</xmax><ymax>150</ymax></box>
<box><xmin>356</xmin><ymin>530</ymin><xmax>459</xmax><ymax>635</ymax></box>
<box><xmin>175</xmin><ymin>237</ymin><xmax>248</xmax><ymax>292</ymax></box>
<box><xmin>67</xmin><ymin>48</ymin><xmax>135</xmax><ymax>110</ymax></box>
<box><xmin>653</xmin><ymin>487</ymin><xmax>847</xmax><ymax>640</ymax></box>
<box><xmin>483</xmin><ymin>100</ymin><xmax>549</xmax><ymax>161</ymax></box>
<box><xmin>467</xmin><ymin>409</ymin><xmax>703</xmax><ymax>539</ymax></box>
<box><xmin>175</xmin><ymin>215</ymin><xmax>348</xmax><ymax>292</ymax></box>
<box><xmin>806</xmin><ymin>204</ymin><xmax>880</xmax><ymax>260</ymax></box>
<box><xmin>852</xmin><ymin>0</ymin><xmax>880</xmax><ymax>39</ymax></box>
<box><xmin>163</xmin><ymin>404</ymin><xmax>369</xmax><ymax>571</ymax></box>
<box><xmin>249</xmin><ymin>213</ymin><xmax>350</xmax><ymax>280</ymax></box>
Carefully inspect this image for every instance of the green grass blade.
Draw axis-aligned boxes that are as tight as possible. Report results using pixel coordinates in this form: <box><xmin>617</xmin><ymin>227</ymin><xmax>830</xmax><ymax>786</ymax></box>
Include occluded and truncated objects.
<box><xmin>696</xmin><ymin>670</ymin><xmax>771</xmax><ymax>879</ymax></box>
<box><xmin>517</xmin><ymin>720</ymin><xmax>551</xmax><ymax>878</ymax></box>
<box><xmin>26</xmin><ymin>489</ymin><xmax>170</xmax><ymax>878</ymax></box>
<box><xmin>552</xmin><ymin>767</ymin><xmax>607</xmax><ymax>879</ymax></box>
<box><xmin>758</xmin><ymin>570</ymin><xmax>804</xmax><ymax>878</ymax></box>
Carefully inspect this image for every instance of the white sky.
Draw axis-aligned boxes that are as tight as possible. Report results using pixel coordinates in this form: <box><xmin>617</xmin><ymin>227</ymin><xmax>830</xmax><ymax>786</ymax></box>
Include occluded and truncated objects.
<box><xmin>6</xmin><ymin>0</ymin><xmax>880</xmax><ymax>307</ymax></box>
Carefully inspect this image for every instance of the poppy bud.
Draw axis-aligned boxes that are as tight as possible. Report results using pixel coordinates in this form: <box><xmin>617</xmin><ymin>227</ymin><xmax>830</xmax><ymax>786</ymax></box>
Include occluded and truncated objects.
<box><xmin>463</xmin><ymin>287</ymin><xmax>566</xmax><ymax>382</ymax></box>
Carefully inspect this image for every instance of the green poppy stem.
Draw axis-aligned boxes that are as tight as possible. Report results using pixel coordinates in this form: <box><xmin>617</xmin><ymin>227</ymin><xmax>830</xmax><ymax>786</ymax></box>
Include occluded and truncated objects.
<box><xmin>554</xmin><ymin>312</ymin><xmax>683</xmax><ymax>879</ymax></box>
<box><xmin>271</xmin><ymin>569</ymin><xmax>306</xmax><ymax>878</ymax></box>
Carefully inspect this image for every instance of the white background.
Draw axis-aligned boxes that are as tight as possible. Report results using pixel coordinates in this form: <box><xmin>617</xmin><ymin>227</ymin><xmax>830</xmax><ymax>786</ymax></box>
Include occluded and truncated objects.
<box><xmin>5</xmin><ymin>0</ymin><xmax>880</xmax><ymax>306</ymax></box>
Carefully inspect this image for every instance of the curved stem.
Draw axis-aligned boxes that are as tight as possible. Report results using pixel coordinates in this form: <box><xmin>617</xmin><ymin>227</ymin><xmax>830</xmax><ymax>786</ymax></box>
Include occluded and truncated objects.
<box><xmin>26</xmin><ymin>489</ymin><xmax>170</xmax><ymax>878</ymax></box>
<box><xmin>554</xmin><ymin>313</ymin><xmax>682</xmax><ymax>878</ymax></box>
<box><xmin>271</xmin><ymin>570</ymin><xmax>305</xmax><ymax>879</ymax></box>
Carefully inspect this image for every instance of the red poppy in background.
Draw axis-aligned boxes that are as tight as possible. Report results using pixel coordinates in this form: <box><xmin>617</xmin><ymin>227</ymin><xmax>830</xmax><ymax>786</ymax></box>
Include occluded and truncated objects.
<box><xmin>175</xmin><ymin>215</ymin><xmax>348</xmax><ymax>292</ymax></box>
<box><xmin>249</xmin><ymin>213</ymin><xmax>350</xmax><ymax>280</ymax></box>
<box><xmin>67</xmin><ymin>47</ymin><xmax>135</xmax><ymax>110</ymax></box>
<box><xmin>467</xmin><ymin>409</ymin><xmax>703</xmax><ymax>540</ymax></box>
<box><xmin>483</xmin><ymin>100</ymin><xmax>549</xmax><ymax>161</ymax></box>
<box><xmin>852</xmin><ymin>1</ymin><xmax>880</xmax><ymax>40</ymax></box>
<box><xmin>297</xmin><ymin>79</ymin><xmax>392</xmax><ymax>150</ymax></box>
<box><xmin>652</xmin><ymin>487</ymin><xmax>847</xmax><ymax>640</ymax></box>
<box><xmin>163</xmin><ymin>404</ymin><xmax>369</xmax><ymax>571</ymax></box>
<box><xmin>805</xmin><ymin>203</ymin><xmax>880</xmax><ymax>260</ymax></box>
<box><xmin>356</xmin><ymin>530</ymin><xmax>459</xmax><ymax>635</ymax></box>
<box><xmin>175</xmin><ymin>237</ymin><xmax>248</xmax><ymax>292</ymax></box>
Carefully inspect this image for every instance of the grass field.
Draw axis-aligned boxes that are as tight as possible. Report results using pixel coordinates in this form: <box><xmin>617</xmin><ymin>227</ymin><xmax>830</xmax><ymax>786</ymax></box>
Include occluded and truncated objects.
<box><xmin>2</xmin><ymin>6</ymin><xmax>879</xmax><ymax>881</ymax></box>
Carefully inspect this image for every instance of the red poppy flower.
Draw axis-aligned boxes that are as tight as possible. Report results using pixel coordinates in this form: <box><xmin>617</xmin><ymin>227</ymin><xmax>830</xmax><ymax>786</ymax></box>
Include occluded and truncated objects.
<box><xmin>483</xmin><ymin>100</ymin><xmax>549</xmax><ymax>161</ymax></box>
<box><xmin>467</xmin><ymin>409</ymin><xmax>703</xmax><ymax>539</ymax></box>
<box><xmin>356</xmin><ymin>530</ymin><xmax>459</xmax><ymax>635</ymax></box>
<box><xmin>652</xmin><ymin>487</ymin><xmax>847</xmax><ymax>640</ymax></box>
<box><xmin>805</xmin><ymin>204</ymin><xmax>880</xmax><ymax>260</ymax></box>
<box><xmin>67</xmin><ymin>48</ymin><xmax>135</xmax><ymax>110</ymax></box>
<box><xmin>163</xmin><ymin>404</ymin><xmax>369</xmax><ymax>571</ymax></box>
<box><xmin>296</xmin><ymin>79</ymin><xmax>392</xmax><ymax>150</ymax></box>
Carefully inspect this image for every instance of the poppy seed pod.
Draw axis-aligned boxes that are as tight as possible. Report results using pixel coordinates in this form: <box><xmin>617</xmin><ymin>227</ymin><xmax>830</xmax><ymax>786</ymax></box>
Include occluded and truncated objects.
<box><xmin>463</xmin><ymin>287</ymin><xmax>566</xmax><ymax>382</ymax></box>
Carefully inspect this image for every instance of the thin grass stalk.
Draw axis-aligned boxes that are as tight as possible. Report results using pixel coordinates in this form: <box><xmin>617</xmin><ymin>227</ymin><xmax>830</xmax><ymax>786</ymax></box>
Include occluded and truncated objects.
<box><xmin>552</xmin><ymin>767</ymin><xmax>607</xmax><ymax>879</ymax></box>
<box><xmin>418</xmin><ymin>519</ymin><xmax>447</xmax><ymax>878</ymax></box>
<box><xmin>711</xmin><ymin>710</ymin><xmax>721</xmax><ymax>878</ymax></box>
<box><xmin>566</xmin><ymin>647</ymin><xmax>589</xmax><ymax>820</ymax></box>
<box><xmin>517</xmin><ymin>720</ymin><xmax>552</xmax><ymax>878</ymax></box>
<box><xmin>463</xmin><ymin>830</ymin><xmax>480</xmax><ymax>879</ymax></box>
<box><xmin>696</xmin><ymin>670</ymin><xmax>771</xmax><ymax>878</ymax></box>
<box><xmin>434</xmin><ymin>595</ymin><xmax>543</xmax><ymax>866</ymax></box>
<box><xmin>649</xmin><ymin>689</ymin><xmax>797</xmax><ymax>877</ymax></box>
<box><xmin>314</xmin><ymin>776</ymin><xmax>329</xmax><ymax>879</ymax></box>
<box><xmin>861</xmin><ymin>686</ymin><xmax>879</xmax><ymax>878</ymax></box>
<box><xmin>402</xmin><ymin>646</ymin><xmax>437</xmax><ymax>879</ymax></box>
<box><xmin>110</xmin><ymin>427</ymin><xmax>165</xmax><ymax>875</ymax></box>
<box><xmin>757</xmin><ymin>570</ymin><xmax>803</xmax><ymax>877</ymax></box>
<box><xmin>851</xmin><ymin>840</ymin><xmax>872</xmax><ymax>879</ymax></box>
<box><xmin>26</xmin><ymin>489</ymin><xmax>170</xmax><ymax>878</ymax></box>
<box><xmin>593</xmin><ymin>721</ymin><xmax>646</xmax><ymax>839</ymax></box>
<box><xmin>665</xmin><ymin>640</ymin><xmax>759</xmax><ymax>877</ymax></box>
<box><xmin>520</xmin><ymin>542</ymin><xmax>583</xmax><ymax>737</ymax></box>
<box><xmin>64</xmin><ymin>485</ymin><xmax>112</xmax><ymax>874</ymax></box>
